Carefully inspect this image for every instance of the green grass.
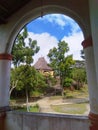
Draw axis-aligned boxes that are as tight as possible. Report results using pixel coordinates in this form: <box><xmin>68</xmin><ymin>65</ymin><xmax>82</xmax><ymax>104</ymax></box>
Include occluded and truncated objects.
<box><xmin>51</xmin><ymin>103</ymin><xmax>87</xmax><ymax>114</ymax></box>
<box><xmin>49</xmin><ymin>96</ymin><xmax>62</xmax><ymax>100</ymax></box>
<box><xmin>64</xmin><ymin>86</ymin><xmax>89</xmax><ymax>99</ymax></box>
<box><xmin>10</xmin><ymin>85</ymin><xmax>89</xmax><ymax>114</ymax></box>
<box><xmin>15</xmin><ymin>104</ymin><xmax>39</xmax><ymax>112</ymax></box>
<box><xmin>29</xmin><ymin>104</ymin><xmax>39</xmax><ymax>112</ymax></box>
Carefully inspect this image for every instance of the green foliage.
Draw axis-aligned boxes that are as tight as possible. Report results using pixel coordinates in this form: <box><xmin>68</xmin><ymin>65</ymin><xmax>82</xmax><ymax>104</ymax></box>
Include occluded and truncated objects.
<box><xmin>10</xmin><ymin>65</ymin><xmax>48</xmax><ymax>95</ymax></box>
<box><xmin>15</xmin><ymin>104</ymin><xmax>39</xmax><ymax>112</ymax></box>
<box><xmin>10</xmin><ymin>26</ymin><xmax>41</xmax><ymax>99</ymax></box>
<box><xmin>63</xmin><ymin>77</ymin><xmax>73</xmax><ymax>88</ymax></box>
<box><xmin>12</xmin><ymin>27</ymin><xmax>40</xmax><ymax>67</ymax></box>
<box><xmin>47</xmin><ymin>40</ymin><xmax>75</xmax><ymax>88</ymax></box>
<box><xmin>30</xmin><ymin>91</ymin><xmax>42</xmax><ymax>97</ymax></box>
<box><xmin>72</xmin><ymin>68</ymin><xmax>87</xmax><ymax>89</ymax></box>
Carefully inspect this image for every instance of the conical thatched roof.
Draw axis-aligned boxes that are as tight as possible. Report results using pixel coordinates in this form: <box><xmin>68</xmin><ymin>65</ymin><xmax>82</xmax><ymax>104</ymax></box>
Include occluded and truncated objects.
<box><xmin>34</xmin><ymin>57</ymin><xmax>52</xmax><ymax>71</ymax></box>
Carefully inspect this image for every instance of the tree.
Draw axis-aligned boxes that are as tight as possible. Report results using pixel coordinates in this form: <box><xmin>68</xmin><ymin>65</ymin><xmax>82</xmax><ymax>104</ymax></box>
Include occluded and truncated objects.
<box><xmin>12</xmin><ymin>27</ymin><xmax>40</xmax><ymax>67</ymax></box>
<box><xmin>47</xmin><ymin>40</ymin><xmax>75</xmax><ymax>95</ymax></box>
<box><xmin>72</xmin><ymin>68</ymin><xmax>87</xmax><ymax>90</ymax></box>
<box><xmin>11</xmin><ymin>26</ymin><xmax>40</xmax><ymax>111</ymax></box>
<box><xmin>10</xmin><ymin>65</ymin><xmax>47</xmax><ymax>111</ymax></box>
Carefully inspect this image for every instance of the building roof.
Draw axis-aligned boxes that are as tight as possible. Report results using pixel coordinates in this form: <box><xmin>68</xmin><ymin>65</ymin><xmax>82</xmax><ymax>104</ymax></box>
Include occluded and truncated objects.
<box><xmin>34</xmin><ymin>57</ymin><xmax>52</xmax><ymax>71</ymax></box>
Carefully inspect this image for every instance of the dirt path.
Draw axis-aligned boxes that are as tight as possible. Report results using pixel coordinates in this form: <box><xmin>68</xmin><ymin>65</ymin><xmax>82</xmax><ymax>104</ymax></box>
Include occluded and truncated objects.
<box><xmin>37</xmin><ymin>97</ymin><xmax>54</xmax><ymax>112</ymax></box>
<box><xmin>30</xmin><ymin>96</ymin><xmax>90</xmax><ymax>115</ymax></box>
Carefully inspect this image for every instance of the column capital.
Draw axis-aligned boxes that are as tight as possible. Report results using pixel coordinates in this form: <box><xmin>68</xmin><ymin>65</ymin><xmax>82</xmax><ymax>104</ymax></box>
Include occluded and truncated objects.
<box><xmin>0</xmin><ymin>53</ymin><xmax>12</xmax><ymax>60</ymax></box>
<box><xmin>89</xmin><ymin>112</ymin><xmax>98</xmax><ymax>130</ymax></box>
<box><xmin>82</xmin><ymin>36</ymin><xmax>92</xmax><ymax>49</ymax></box>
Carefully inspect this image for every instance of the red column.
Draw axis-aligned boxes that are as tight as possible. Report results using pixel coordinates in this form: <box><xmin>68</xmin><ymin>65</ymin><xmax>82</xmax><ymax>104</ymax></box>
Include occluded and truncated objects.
<box><xmin>82</xmin><ymin>36</ymin><xmax>92</xmax><ymax>49</ymax></box>
<box><xmin>0</xmin><ymin>53</ymin><xmax>12</xmax><ymax>60</ymax></box>
<box><xmin>89</xmin><ymin>113</ymin><xmax>98</xmax><ymax>130</ymax></box>
<box><xmin>82</xmin><ymin>36</ymin><xmax>98</xmax><ymax>130</ymax></box>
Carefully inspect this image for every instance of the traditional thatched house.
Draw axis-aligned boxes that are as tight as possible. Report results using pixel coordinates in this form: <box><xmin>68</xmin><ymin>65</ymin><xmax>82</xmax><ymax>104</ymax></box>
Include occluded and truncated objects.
<box><xmin>34</xmin><ymin>57</ymin><xmax>54</xmax><ymax>76</ymax></box>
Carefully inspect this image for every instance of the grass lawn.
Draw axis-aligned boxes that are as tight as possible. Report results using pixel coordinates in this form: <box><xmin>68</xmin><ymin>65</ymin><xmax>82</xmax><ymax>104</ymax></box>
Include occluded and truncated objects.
<box><xmin>51</xmin><ymin>103</ymin><xmax>88</xmax><ymax>115</ymax></box>
<box><xmin>50</xmin><ymin>87</ymin><xmax>89</xmax><ymax>115</ymax></box>
<box><xmin>13</xmin><ymin>104</ymin><xmax>39</xmax><ymax>112</ymax></box>
<box><xmin>10</xmin><ymin>86</ymin><xmax>89</xmax><ymax>114</ymax></box>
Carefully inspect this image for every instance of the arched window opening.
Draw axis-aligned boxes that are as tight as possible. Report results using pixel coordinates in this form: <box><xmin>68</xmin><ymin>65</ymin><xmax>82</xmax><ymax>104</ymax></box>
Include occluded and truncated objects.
<box><xmin>10</xmin><ymin>14</ymin><xmax>89</xmax><ymax>115</ymax></box>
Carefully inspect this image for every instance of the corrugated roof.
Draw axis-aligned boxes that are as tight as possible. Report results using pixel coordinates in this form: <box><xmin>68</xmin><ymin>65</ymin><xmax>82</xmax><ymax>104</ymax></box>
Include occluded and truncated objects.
<box><xmin>34</xmin><ymin>57</ymin><xmax>52</xmax><ymax>71</ymax></box>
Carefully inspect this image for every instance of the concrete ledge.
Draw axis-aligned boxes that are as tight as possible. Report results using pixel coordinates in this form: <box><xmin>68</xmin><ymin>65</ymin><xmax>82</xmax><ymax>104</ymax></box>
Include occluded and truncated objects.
<box><xmin>5</xmin><ymin>111</ymin><xmax>89</xmax><ymax>130</ymax></box>
<box><xmin>10</xmin><ymin>110</ymin><xmax>88</xmax><ymax>119</ymax></box>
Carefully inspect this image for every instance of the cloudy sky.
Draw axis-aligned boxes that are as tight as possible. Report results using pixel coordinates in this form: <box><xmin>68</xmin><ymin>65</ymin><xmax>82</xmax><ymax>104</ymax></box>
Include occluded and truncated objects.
<box><xmin>27</xmin><ymin>14</ymin><xmax>84</xmax><ymax>64</ymax></box>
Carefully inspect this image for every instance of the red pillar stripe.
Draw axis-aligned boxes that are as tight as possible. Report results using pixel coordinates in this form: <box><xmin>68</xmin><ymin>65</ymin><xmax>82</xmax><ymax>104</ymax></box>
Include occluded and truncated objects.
<box><xmin>89</xmin><ymin>112</ymin><xmax>98</xmax><ymax>130</ymax></box>
<box><xmin>0</xmin><ymin>112</ymin><xmax>6</xmax><ymax>130</ymax></box>
<box><xmin>82</xmin><ymin>36</ymin><xmax>93</xmax><ymax>49</ymax></box>
<box><xmin>0</xmin><ymin>53</ymin><xmax>12</xmax><ymax>60</ymax></box>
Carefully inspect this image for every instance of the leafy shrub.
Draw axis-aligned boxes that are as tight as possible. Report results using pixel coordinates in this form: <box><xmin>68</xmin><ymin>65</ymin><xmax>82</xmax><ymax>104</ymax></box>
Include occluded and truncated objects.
<box><xmin>63</xmin><ymin>78</ymin><xmax>73</xmax><ymax>88</ymax></box>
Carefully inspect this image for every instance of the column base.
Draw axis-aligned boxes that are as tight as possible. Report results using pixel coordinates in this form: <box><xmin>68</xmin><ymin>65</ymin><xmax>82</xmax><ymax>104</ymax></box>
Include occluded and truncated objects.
<box><xmin>0</xmin><ymin>106</ymin><xmax>11</xmax><ymax>130</ymax></box>
<box><xmin>0</xmin><ymin>112</ymin><xmax>6</xmax><ymax>130</ymax></box>
<box><xmin>89</xmin><ymin>112</ymin><xmax>98</xmax><ymax>130</ymax></box>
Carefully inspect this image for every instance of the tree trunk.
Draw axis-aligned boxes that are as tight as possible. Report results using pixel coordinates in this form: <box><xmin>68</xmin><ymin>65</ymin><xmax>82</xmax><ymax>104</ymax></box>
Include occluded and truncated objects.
<box><xmin>25</xmin><ymin>86</ymin><xmax>29</xmax><ymax>112</ymax></box>
<box><xmin>10</xmin><ymin>80</ymin><xmax>18</xmax><ymax>96</ymax></box>
<box><xmin>60</xmin><ymin>76</ymin><xmax>64</xmax><ymax>97</ymax></box>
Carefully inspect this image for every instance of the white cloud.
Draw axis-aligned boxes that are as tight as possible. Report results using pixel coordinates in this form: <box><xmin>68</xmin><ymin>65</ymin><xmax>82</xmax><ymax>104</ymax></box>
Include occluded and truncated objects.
<box><xmin>28</xmin><ymin>32</ymin><xmax>58</xmax><ymax>64</ymax></box>
<box><xmin>39</xmin><ymin>14</ymin><xmax>81</xmax><ymax>32</ymax></box>
<box><xmin>27</xmin><ymin>31</ymin><xmax>84</xmax><ymax>64</ymax></box>
<box><xmin>26</xmin><ymin>14</ymin><xmax>84</xmax><ymax>63</ymax></box>
<box><xmin>43</xmin><ymin>14</ymin><xmax>66</xmax><ymax>28</ymax></box>
<box><xmin>62</xmin><ymin>32</ymin><xmax>84</xmax><ymax>60</ymax></box>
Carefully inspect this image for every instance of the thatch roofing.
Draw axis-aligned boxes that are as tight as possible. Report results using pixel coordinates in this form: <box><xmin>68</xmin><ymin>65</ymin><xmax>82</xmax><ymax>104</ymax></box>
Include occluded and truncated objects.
<box><xmin>34</xmin><ymin>57</ymin><xmax>52</xmax><ymax>71</ymax></box>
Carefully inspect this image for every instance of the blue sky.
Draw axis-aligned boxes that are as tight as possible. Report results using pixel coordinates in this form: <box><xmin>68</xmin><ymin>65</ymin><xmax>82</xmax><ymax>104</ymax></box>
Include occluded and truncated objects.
<box><xmin>27</xmin><ymin>14</ymin><xmax>84</xmax><ymax>63</ymax></box>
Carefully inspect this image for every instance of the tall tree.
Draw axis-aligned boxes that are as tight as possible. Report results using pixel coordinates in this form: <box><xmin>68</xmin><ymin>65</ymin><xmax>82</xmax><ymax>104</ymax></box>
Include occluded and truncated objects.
<box><xmin>12</xmin><ymin>27</ymin><xmax>40</xmax><ymax>67</ymax></box>
<box><xmin>11</xmin><ymin>26</ymin><xmax>40</xmax><ymax>111</ymax></box>
<box><xmin>47</xmin><ymin>40</ymin><xmax>75</xmax><ymax>95</ymax></box>
<box><xmin>10</xmin><ymin>65</ymin><xmax>47</xmax><ymax>111</ymax></box>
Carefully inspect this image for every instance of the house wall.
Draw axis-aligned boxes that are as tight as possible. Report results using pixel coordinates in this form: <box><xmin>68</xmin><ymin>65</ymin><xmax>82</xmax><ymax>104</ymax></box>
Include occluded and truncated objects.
<box><xmin>5</xmin><ymin>111</ymin><xmax>89</xmax><ymax>130</ymax></box>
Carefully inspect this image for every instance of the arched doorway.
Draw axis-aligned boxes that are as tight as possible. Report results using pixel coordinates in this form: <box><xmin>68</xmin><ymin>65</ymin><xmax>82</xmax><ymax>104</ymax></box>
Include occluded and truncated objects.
<box><xmin>6</xmin><ymin>5</ymin><xmax>89</xmax><ymax>54</ymax></box>
<box><xmin>10</xmin><ymin>14</ymin><xmax>86</xmax><ymax>114</ymax></box>
<box><xmin>1</xmin><ymin>1</ymin><xmax>98</xmax><ymax>129</ymax></box>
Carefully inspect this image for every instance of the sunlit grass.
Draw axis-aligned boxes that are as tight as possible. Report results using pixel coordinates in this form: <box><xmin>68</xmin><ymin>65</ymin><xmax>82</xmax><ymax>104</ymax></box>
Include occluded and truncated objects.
<box><xmin>51</xmin><ymin>103</ymin><xmax>87</xmax><ymax>114</ymax></box>
<box><xmin>64</xmin><ymin>86</ymin><xmax>89</xmax><ymax>99</ymax></box>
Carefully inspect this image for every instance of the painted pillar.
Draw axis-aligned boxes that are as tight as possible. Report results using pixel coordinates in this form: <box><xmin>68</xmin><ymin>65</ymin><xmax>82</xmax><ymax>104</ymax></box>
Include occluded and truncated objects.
<box><xmin>0</xmin><ymin>53</ymin><xmax>12</xmax><ymax>107</ymax></box>
<box><xmin>0</xmin><ymin>54</ymin><xmax>12</xmax><ymax>130</ymax></box>
<box><xmin>88</xmin><ymin>1</ymin><xmax>98</xmax><ymax>129</ymax></box>
<box><xmin>82</xmin><ymin>37</ymin><xmax>98</xmax><ymax>130</ymax></box>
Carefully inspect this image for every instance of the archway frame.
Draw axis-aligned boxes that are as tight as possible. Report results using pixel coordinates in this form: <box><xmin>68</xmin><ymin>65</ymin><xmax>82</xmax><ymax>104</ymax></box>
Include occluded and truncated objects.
<box><xmin>6</xmin><ymin>4</ymin><xmax>90</xmax><ymax>54</ymax></box>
